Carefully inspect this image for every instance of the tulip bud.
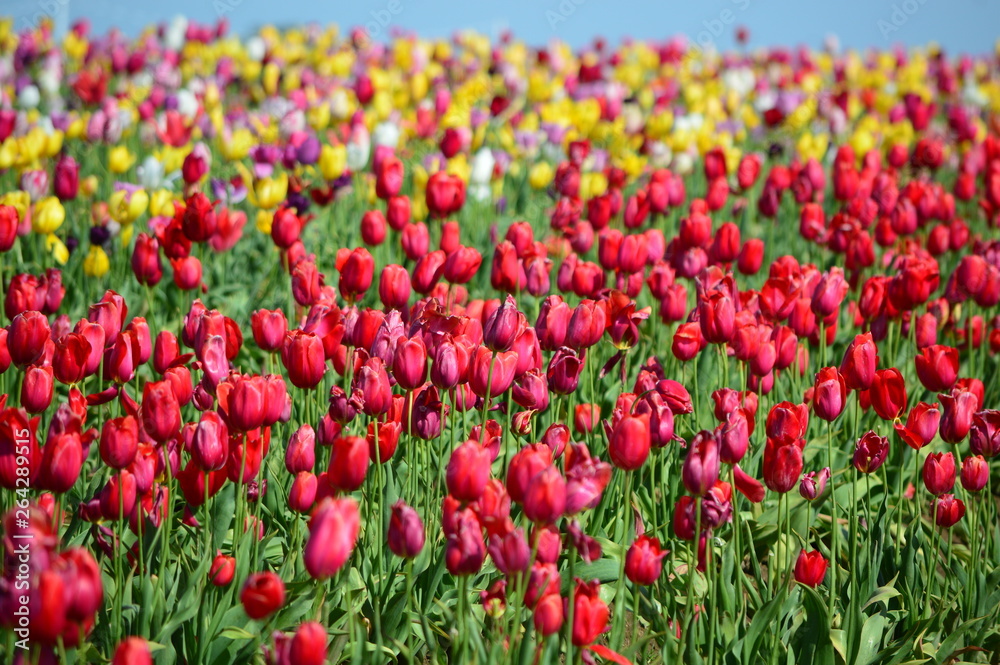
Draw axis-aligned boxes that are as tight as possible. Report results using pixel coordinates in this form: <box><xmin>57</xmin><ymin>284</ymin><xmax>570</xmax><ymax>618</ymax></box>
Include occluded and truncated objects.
<box><xmin>608</xmin><ymin>413</ymin><xmax>650</xmax><ymax>471</ymax></box>
<box><xmin>100</xmin><ymin>416</ymin><xmax>139</xmax><ymax>470</ymax></box>
<box><xmin>112</xmin><ymin>638</ymin><xmax>152</xmax><ymax>665</ymax></box>
<box><xmin>960</xmin><ymin>455</ymin><xmax>989</xmax><ymax>492</ymax></box>
<box><xmin>210</xmin><ymin>552</ymin><xmax>236</xmax><ymax>586</ymax></box>
<box><xmin>446</xmin><ymin>440</ymin><xmax>492</xmax><ymax>501</ymax></box>
<box><xmin>388</xmin><ymin>500</ymin><xmax>425</xmax><ymax>558</ymax></box>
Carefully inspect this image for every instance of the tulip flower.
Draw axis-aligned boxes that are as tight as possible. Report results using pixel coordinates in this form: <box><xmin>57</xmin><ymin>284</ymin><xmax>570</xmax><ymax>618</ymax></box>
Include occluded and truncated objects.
<box><xmin>793</xmin><ymin>550</ymin><xmax>828</xmax><ymax>587</ymax></box>
<box><xmin>446</xmin><ymin>440</ymin><xmax>492</xmax><ymax>502</ymax></box>
<box><xmin>870</xmin><ymin>368</ymin><xmax>907</xmax><ymax>420</ymax></box>
<box><xmin>388</xmin><ymin>501</ymin><xmax>425</xmax><ymax>559</ymax></box>
<box><xmin>682</xmin><ymin>430</ymin><xmax>721</xmax><ymax>496</ymax></box>
<box><xmin>923</xmin><ymin>452</ymin><xmax>956</xmax><ymax>496</ymax></box>
<box><xmin>210</xmin><ymin>552</ymin><xmax>236</xmax><ymax>586</ymax></box>
<box><xmin>609</xmin><ymin>413</ymin><xmax>651</xmax><ymax>471</ymax></box>
<box><xmin>304</xmin><ymin>497</ymin><xmax>361</xmax><ymax>579</ymax></box>
<box><xmin>853</xmin><ymin>431</ymin><xmax>889</xmax><ymax>474</ymax></box>
<box><xmin>625</xmin><ymin>535</ymin><xmax>669</xmax><ymax>586</ymax></box>
<box><xmin>112</xmin><ymin>638</ymin><xmax>153</xmax><ymax>665</ymax></box>
<box><xmin>241</xmin><ymin>572</ymin><xmax>286</xmax><ymax>619</ymax></box>
<box><xmin>915</xmin><ymin>345</ymin><xmax>959</xmax><ymax>392</ymax></box>
<box><xmin>812</xmin><ymin>367</ymin><xmax>847</xmax><ymax>421</ymax></box>
<box><xmin>571</xmin><ymin>579</ymin><xmax>610</xmax><ymax>646</ymax></box>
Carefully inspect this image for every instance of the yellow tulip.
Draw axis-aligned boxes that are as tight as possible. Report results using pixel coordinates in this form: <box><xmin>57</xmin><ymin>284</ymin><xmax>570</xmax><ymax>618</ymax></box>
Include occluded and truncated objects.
<box><xmin>149</xmin><ymin>189</ymin><xmax>176</xmax><ymax>218</ymax></box>
<box><xmin>32</xmin><ymin>197</ymin><xmax>65</xmax><ymax>235</ymax></box>
<box><xmin>256</xmin><ymin>209</ymin><xmax>273</xmax><ymax>234</ymax></box>
<box><xmin>0</xmin><ymin>191</ymin><xmax>29</xmax><ymax>221</ymax></box>
<box><xmin>109</xmin><ymin>189</ymin><xmax>149</xmax><ymax>224</ymax></box>
<box><xmin>45</xmin><ymin>234</ymin><xmax>69</xmax><ymax>265</ymax></box>
<box><xmin>319</xmin><ymin>144</ymin><xmax>347</xmax><ymax>181</ymax></box>
<box><xmin>108</xmin><ymin>146</ymin><xmax>136</xmax><ymax>174</ymax></box>
<box><xmin>528</xmin><ymin>162</ymin><xmax>554</xmax><ymax>190</ymax></box>
<box><xmin>83</xmin><ymin>245</ymin><xmax>110</xmax><ymax>277</ymax></box>
<box><xmin>255</xmin><ymin>173</ymin><xmax>289</xmax><ymax>210</ymax></box>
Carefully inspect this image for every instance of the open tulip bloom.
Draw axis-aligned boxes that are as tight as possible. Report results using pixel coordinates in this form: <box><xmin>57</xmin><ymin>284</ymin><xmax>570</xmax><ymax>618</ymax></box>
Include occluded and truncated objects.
<box><xmin>1</xmin><ymin>13</ymin><xmax>1000</xmax><ymax>665</ymax></box>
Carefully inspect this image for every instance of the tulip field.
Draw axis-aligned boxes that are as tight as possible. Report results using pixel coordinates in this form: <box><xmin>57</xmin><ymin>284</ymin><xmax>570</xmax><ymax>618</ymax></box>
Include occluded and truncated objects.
<box><xmin>4</xmin><ymin>13</ymin><xmax>1000</xmax><ymax>665</ymax></box>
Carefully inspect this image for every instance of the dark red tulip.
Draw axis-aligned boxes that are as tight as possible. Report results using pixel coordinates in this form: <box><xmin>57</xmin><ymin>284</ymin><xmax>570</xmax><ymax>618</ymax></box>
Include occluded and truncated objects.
<box><xmin>970</xmin><ymin>410</ymin><xmax>1000</xmax><ymax>457</ymax></box>
<box><xmin>682</xmin><ymin>430</ymin><xmax>720</xmax><ymax>496</ymax></box>
<box><xmin>445</xmin><ymin>507</ymin><xmax>485</xmax><ymax>575</ymax></box>
<box><xmin>522</xmin><ymin>465</ymin><xmax>566</xmax><ymax>524</ymax></box>
<box><xmin>938</xmin><ymin>389</ymin><xmax>977</xmax><ymax>444</ymax></box>
<box><xmin>933</xmin><ymin>494</ymin><xmax>965</xmax><ymax>528</ymax></box>
<box><xmin>388</xmin><ymin>500</ymin><xmax>425</xmax><ymax>558</ymax></box>
<box><xmin>853</xmin><ymin>430</ymin><xmax>889</xmax><ymax>474</ymax></box>
<box><xmin>131</xmin><ymin>233</ymin><xmax>163</xmax><ymax>286</ymax></box>
<box><xmin>923</xmin><ymin>451</ymin><xmax>956</xmax><ymax>496</ymax></box>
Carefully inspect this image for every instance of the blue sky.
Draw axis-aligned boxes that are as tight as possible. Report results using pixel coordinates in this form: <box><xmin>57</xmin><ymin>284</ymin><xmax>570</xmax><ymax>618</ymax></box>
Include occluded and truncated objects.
<box><xmin>7</xmin><ymin>0</ymin><xmax>1000</xmax><ymax>53</ymax></box>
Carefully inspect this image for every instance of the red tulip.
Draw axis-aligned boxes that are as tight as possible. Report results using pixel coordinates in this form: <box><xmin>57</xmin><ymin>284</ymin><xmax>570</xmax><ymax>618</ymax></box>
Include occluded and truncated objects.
<box><xmin>241</xmin><ymin>571</ymin><xmax>286</xmax><ymax>619</ymax></box>
<box><xmin>970</xmin><ymin>410</ymin><xmax>1000</xmax><ymax>457</ymax></box>
<box><xmin>21</xmin><ymin>365</ymin><xmax>54</xmax><ymax>413</ymax></box>
<box><xmin>933</xmin><ymin>494</ymin><xmax>965</xmax><ymax>528</ymax></box>
<box><xmin>447</xmin><ymin>440</ymin><xmax>492</xmax><ymax>501</ymax></box>
<box><xmin>338</xmin><ymin>248</ymin><xmax>375</xmax><ymax>302</ymax></box>
<box><xmin>131</xmin><ymin>233</ymin><xmax>163</xmax><ymax>286</ymax></box>
<box><xmin>326</xmin><ymin>436</ymin><xmax>369</xmax><ymax>492</ymax></box>
<box><xmin>870</xmin><ymin>368</ymin><xmax>907</xmax><ymax>420</ymax></box>
<box><xmin>288</xmin><ymin>621</ymin><xmax>328</xmax><ymax>665</ymax></box>
<box><xmin>281</xmin><ymin>331</ymin><xmax>326</xmax><ymax>389</ymax></box>
<box><xmin>304</xmin><ymin>497</ymin><xmax>360</xmax><ymax>579</ymax></box>
<box><xmin>379</xmin><ymin>264</ymin><xmax>411</xmax><ymax>310</ymax></box>
<box><xmin>609</xmin><ymin>413</ymin><xmax>651</xmax><ymax>471</ymax></box>
<box><xmin>522</xmin><ymin>465</ymin><xmax>567</xmax><ymax>524</ymax></box>
<box><xmin>853</xmin><ymin>430</ymin><xmax>889</xmax><ymax>474</ymax></box>
<box><xmin>251</xmin><ymin>309</ymin><xmax>287</xmax><ymax>353</ymax></box>
<box><xmin>915</xmin><ymin>345</ymin><xmax>959</xmax><ymax>392</ymax></box>
<box><xmin>571</xmin><ymin>579</ymin><xmax>610</xmax><ymax>646</ymax></box>
<box><xmin>192</xmin><ymin>411</ymin><xmax>229</xmax><ymax>471</ymax></box>
<box><xmin>840</xmin><ymin>332</ymin><xmax>878</xmax><ymax>391</ymax></box>
<box><xmin>793</xmin><ymin>550</ymin><xmax>828</xmax><ymax>588</ymax></box>
<box><xmin>8</xmin><ymin>311</ymin><xmax>50</xmax><ymax>368</ymax></box>
<box><xmin>922</xmin><ymin>451</ymin><xmax>956</xmax><ymax>496</ymax></box>
<box><xmin>625</xmin><ymin>535</ymin><xmax>668</xmax><ymax>586</ymax></box>
<box><xmin>812</xmin><ymin>367</ymin><xmax>847</xmax><ymax>422</ymax></box>
<box><xmin>112</xmin><ymin>637</ymin><xmax>152</xmax><ymax>665</ymax></box>
<box><xmin>100</xmin><ymin>416</ymin><xmax>139</xmax><ymax>469</ymax></box>
<box><xmin>388</xmin><ymin>500</ymin><xmax>425</xmax><ymax>558</ymax></box>
<box><xmin>39</xmin><ymin>431</ymin><xmax>83</xmax><ymax>493</ymax></box>
<box><xmin>960</xmin><ymin>455</ymin><xmax>989</xmax><ymax>492</ymax></box>
<box><xmin>763</xmin><ymin>438</ymin><xmax>804</xmax><ymax>493</ymax></box>
<box><xmin>210</xmin><ymin>552</ymin><xmax>236</xmax><ymax>586</ymax></box>
<box><xmin>140</xmin><ymin>380</ymin><xmax>181</xmax><ymax>443</ymax></box>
